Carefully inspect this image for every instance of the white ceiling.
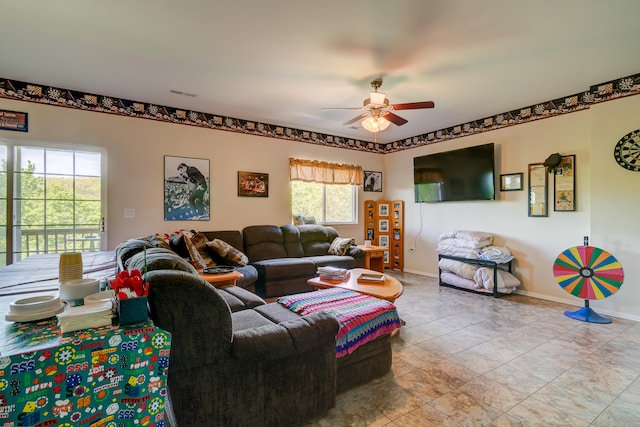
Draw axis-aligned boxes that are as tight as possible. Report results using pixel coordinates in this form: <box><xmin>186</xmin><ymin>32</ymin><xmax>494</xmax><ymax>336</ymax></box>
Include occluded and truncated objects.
<box><xmin>1</xmin><ymin>0</ymin><xmax>639</xmax><ymax>144</ymax></box>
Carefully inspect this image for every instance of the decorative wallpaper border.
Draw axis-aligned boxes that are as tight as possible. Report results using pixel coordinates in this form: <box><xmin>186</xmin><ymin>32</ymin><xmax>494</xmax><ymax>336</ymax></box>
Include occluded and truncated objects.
<box><xmin>1</xmin><ymin>73</ymin><xmax>639</xmax><ymax>154</ymax></box>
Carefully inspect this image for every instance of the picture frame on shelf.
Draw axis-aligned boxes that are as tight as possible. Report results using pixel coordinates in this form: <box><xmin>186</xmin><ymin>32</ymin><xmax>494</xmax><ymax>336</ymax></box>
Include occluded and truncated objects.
<box><xmin>500</xmin><ymin>172</ymin><xmax>523</xmax><ymax>191</ymax></box>
<box><xmin>528</xmin><ymin>163</ymin><xmax>548</xmax><ymax>217</ymax></box>
<box><xmin>238</xmin><ymin>171</ymin><xmax>269</xmax><ymax>197</ymax></box>
<box><xmin>164</xmin><ymin>155</ymin><xmax>210</xmax><ymax>221</ymax></box>
<box><xmin>554</xmin><ymin>155</ymin><xmax>575</xmax><ymax>211</ymax></box>
<box><xmin>363</xmin><ymin>170</ymin><xmax>382</xmax><ymax>192</ymax></box>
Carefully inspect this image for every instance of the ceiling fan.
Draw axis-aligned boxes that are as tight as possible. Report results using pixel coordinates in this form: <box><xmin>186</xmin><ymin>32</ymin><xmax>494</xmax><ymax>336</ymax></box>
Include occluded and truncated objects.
<box><xmin>324</xmin><ymin>78</ymin><xmax>435</xmax><ymax>133</ymax></box>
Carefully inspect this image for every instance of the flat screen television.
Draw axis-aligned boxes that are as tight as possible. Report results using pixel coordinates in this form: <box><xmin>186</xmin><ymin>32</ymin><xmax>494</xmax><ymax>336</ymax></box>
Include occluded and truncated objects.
<box><xmin>414</xmin><ymin>143</ymin><xmax>495</xmax><ymax>203</ymax></box>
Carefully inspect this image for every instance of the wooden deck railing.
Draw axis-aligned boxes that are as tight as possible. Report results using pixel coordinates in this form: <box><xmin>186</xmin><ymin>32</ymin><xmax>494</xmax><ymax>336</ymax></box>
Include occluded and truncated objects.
<box><xmin>18</xmin><ymin>227</ymin><xmax>102</xmax><ymax>256</ymax></box>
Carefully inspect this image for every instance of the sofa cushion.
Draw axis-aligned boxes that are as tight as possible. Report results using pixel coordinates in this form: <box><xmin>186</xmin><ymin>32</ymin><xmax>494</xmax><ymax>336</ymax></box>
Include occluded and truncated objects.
<box><xmin>307</xmin><ymin>255</ymin><xmax>358</xmax><ymax>270</ymax></box>
<box><xmin>297</xmin><ymin>224</ymin><xmax>332</xmax><ymax>256</ymax></box>
<box><xmin>232</xmin><ymin>309</ymin><xmax>275</xmax><ymax>332</ymax></box>
<box><xmin>220</xmin><ymin>286</ymin><xmax>265</xmax><ymax>311</ymax></box>
<box><xmin>243</xmin><ymin>225</ymin><xmax>288</xmax><ymax>261</ymax></box>
<box><xmin>127</xmin><ymin>248</ymin><xmax>198</xmax><ymax>274</ymax></box>
<box><xmin>251</xmin><ymin>258</ymin><xmax>316</xmax><ymax>280</ymax></box>
<box><xmin>328</xmin><ymin>236</ymin><xmax>355</xmax><ymax>256</ymax></box>
<box><xmin>281</xmin><ymin>224</ymin><xmax>304</xmax><ymax>257</ymax></box>
<box><xmin>115</xmin><ymin>239</ymin><xmax>155</xmax><ymax>270</ymax></box>
<box><xmin>206</xmin><ymin>239</ymin><xmax>249</xmax><ymax>266</ymax></box>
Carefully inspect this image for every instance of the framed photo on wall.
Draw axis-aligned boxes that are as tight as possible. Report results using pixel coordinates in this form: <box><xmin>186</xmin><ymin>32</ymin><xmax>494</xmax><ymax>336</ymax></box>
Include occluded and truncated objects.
<box><xmin>379</xmin><ymin>219</ymin><xmax>389</xmax><ymax>232</ymax></box>
<box><xmin>363</xmin><ymin>171</ymin><xmax>382</xmax><ymax>192</ymax></box>
<box><xmin>500</xmin><ymin>172</ymin><xmax>523</xmax><ymax>191</ymax></box>
<box><xmin>164</xmin><ymin>155</ymin><xmax>210</xmax><ymax>221</ymax></box>
<box><xmin>554</xmin><ymin>155</ymin><xmax>575</xmax><ymax>211</ymax></box>
<box><xmin>379</xmin><ymin>235</ymin><xmax>389</xmax><ymax>248</ymax></box>
<box><xmin>238</xmin><ymin>171</ymin><xmax>269</xmax><ymax>197</ymax></box>
<box><xmin>0</xmin><ymin>109</ymin><xmax>28</xmax><ymax>132</ymax></box>
<box><xmin>528</xmin><ymin>163</ymin><xmax>548</xmax><ymax>217</ymax></box>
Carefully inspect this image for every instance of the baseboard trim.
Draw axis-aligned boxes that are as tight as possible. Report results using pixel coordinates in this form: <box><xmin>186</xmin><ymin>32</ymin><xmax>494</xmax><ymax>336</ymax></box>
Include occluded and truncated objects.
<box><xmin>394</xmin><ymin>269</ymin><xmax>640</xmax><ymax>323</ymax></box>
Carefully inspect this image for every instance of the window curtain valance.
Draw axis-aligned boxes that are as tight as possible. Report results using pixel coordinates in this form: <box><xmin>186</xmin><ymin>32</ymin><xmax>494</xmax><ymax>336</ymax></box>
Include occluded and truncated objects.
<box><xmin>289</xmin><ymin>158</ymin><xmax>364</xmax><ymax>185</ymax></box>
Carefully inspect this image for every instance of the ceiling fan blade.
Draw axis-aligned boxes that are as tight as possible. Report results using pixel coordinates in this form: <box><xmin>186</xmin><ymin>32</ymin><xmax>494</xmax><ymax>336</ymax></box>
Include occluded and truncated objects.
<box><xmin>383</xmin><ymin>112</ymin><xmax>408</xmax><ymax>126</ymax></box>
<box><xmin>343</xmin><ymin>112</ymin><xmax>369</xmax><ymax>125</ymax></box>
<box><xmin>391</xmin><ymin>101</ymin><xmax>435</xmax><ymax>110</ymax></box>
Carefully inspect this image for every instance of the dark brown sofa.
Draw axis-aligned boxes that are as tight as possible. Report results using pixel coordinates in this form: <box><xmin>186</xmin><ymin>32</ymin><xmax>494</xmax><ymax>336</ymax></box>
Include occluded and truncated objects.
<box><xmin>115</xmin><ymin>242</ymin><xmax>394</xmax><ymax>426</ymax></box>
<box><xmin>145</xmin><ymin>269</ymin><xmax>340</xmax><ymax>427</ymax></box>
<box><xmin>243</xmin><ymin>224</ymin><xmax>364</xmax><ymax>297</ymax></box>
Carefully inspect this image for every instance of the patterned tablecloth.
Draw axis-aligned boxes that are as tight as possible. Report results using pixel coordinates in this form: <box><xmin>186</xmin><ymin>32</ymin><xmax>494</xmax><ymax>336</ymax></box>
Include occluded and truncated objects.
<box><xmin>278</xmin><ymin>288</ymin><xmax>402</xmax><ymax>357</ymax></box>
<box><xmin>0</xmin><ymin>318</ymin><xmax>171</xmax><ymax>426</ymax></box>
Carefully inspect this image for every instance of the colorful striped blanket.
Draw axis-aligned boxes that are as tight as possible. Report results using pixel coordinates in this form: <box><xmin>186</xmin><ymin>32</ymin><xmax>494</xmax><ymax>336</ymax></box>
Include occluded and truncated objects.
<box><xmin>278</xmin><ymin>288</ymin><xmax>402</xmax><ymax>357</ymax></box>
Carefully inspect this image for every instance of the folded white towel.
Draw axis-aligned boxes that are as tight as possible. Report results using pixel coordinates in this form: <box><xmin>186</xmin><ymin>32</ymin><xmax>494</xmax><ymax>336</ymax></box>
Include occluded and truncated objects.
<box><xmin>479</xmin><ymin>246</ymin><xmax>514</xmax><ymax>263</ymax></box>
<box><xmin>438</xmin><ymin>230</ymin><xmax>494</xmax><ymax>244</ymax></box>
<box><xmin>436</xmin><ymin>244</ymin><xmax>481</xmax><ymax>259</ymax></box>
<box><xmin>439</xmin><ymin>237</ymin><xmax>492</xmax><ymax>249</ymax></box>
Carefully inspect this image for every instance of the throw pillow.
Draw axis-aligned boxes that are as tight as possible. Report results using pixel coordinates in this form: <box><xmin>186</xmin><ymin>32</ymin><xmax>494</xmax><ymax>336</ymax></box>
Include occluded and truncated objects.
<box><xmin>292</xmin><ymin>214</ymin><xmax>304</xmax><ymax>225</ymax></box>
<box><xmin>139</xmin><ymin>233</ymin><xmax>172</xmax><ymax>250</ymax></box>
<box><xmin>206</xmin><ymin>239</ymin><xmax>249</xmax><ymax>266</ymax></box>
<box><xmin>328</xmin><ymin>236</ymin><xmax>354</xmax><ymax>256</ymax></box>
<box><xmin>184</xmin><ymin>232</ymin><xmax>216</xmax><ymax>269</ymax></box>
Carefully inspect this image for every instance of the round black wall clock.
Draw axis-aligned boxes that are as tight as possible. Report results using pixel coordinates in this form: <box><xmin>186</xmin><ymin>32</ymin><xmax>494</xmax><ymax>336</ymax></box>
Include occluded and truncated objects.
<box><xmin>614</xmin><ymin>129</ymin><xmax>640</xmax><ymax>172</ymax></box>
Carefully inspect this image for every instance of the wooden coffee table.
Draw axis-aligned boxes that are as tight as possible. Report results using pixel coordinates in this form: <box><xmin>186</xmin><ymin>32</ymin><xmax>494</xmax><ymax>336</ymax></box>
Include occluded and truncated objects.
<box><xmin>307</xmin><ymin>268</ymin><xmax>403</xmax><ymax>302</ymax></box>
<box><xmin>198</xmin><ymin>269</ymin><xmax>243</xmax><ymax>288</ymax></box>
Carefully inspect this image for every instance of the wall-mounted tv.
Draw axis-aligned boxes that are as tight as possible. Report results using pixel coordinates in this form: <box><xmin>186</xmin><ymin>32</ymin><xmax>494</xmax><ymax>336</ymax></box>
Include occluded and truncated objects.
<box><xmin>414</xmin><ymin>143</ymin><xmax>495</xmax><ymax>203</ymax></box>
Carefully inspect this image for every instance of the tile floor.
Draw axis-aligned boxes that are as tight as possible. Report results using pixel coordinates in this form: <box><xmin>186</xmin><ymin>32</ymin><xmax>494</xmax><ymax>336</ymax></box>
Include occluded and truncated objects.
<box><xmin>306</xmin><ymin>271</ymin><xmax>640</xmax><ymax>427</ymax></box>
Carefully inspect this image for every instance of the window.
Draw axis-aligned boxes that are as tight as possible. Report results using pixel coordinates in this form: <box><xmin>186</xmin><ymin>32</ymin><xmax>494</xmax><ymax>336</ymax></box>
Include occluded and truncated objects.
<box><xmin>289</xmin><ymin>158</ymin><xmax>363</xmax><ymax>225</ymax></box>
<box><xmin>1</xmin><ymin>141</ymin><xmax>105</xmax><ymax>266</ymax></box>
<box><xmin>291</xmin><ymin>181</ymin><xmax>356</xmax><ymax>224</ymax></box>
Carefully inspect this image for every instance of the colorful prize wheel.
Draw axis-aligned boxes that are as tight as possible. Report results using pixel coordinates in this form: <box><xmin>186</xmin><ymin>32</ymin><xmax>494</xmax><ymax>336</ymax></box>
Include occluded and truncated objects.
<box><xmin>553</xmin><ymin>245</ymin><xmax>624</xmax><ymax>323</ymax></box>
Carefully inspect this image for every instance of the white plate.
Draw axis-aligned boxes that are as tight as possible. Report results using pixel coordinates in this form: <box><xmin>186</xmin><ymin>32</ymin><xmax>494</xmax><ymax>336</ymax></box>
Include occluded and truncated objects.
<box><xmin>84</xmin><ymin>289</ymin><xmax>115</xmax><ymax>305</ymax></box>
<box><xmin>5</xmin><ymin>303</ymin><xmax>65</xmax><ymax>322</ymax></box>
<box><xmin>9</xmin><ymin>294</ymin><xmax>61</xmax><ymax>315</ymax></box>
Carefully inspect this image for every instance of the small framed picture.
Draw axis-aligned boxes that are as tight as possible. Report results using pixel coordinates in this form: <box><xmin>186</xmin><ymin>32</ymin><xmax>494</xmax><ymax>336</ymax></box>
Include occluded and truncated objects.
<box><xmin>554</xmin><ymin>155</ymin><xmax>575</xmax><ymax>211</ymax></box>
<box><xmin>378</xmin><ymin>203</ymin><xmax>389</xmax><ymax>217</ymax></box>
<box><xmin>379</xmin><ymin>219</ymin><xmax>389</xmax><ymax>232</ymax></box>
<box><xmin>500</xmin><ymin>173</ymin><xmax>523</xmax><ymax>191</ymax></box>
<box><xmin>363</xmin><ymin>171</ymin><xmax>382</xmax><ymax>192</ymax></box>
<box><xmin>238</xmin><ymin>171</ymin><xmax>269</xmax><ymax>197</ymax></box>
<box><xmin>379</xmin><ymin>235</ymin><xmax>389</xmax><ymax>247</ymax></box>
<box><xmin>0</xmin><ymin>109</ymin><xmax>28</xmax><ymax>132</ymax></box>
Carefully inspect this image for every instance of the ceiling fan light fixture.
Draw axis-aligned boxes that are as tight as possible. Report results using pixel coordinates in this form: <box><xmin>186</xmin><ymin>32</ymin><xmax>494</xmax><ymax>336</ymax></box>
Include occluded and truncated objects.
<box><xmin>369</xmin><ymin>91</ymin><xmax>387</xmax><ymax>106</ymax></box>
<box><xmin>362</xmin><ymin>116</ymin><xmax>391</xmax><ymax>133</ymax></box>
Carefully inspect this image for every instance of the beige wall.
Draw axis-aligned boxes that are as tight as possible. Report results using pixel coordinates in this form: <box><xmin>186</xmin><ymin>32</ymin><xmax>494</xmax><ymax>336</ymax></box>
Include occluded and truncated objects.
<box><xmin>1</xmin><ymin>95</ymin><xmax>639</xmax><ymax>320</ymax></box>
<box><xmin>0</xmin><ymin>98</ymin><xmax>384</xmax><ymax>245</ymax></box>
<box><xmin>385</xmin><ymin>95</ymin><xmax>640</xmax><ymax>320</ymax></box>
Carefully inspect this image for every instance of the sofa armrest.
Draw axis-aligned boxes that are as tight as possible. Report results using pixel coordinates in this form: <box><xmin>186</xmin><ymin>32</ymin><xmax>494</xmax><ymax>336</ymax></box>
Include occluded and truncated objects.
<box><xmin>232</xmin><ymin>311</ymin><xmax>339</xmax><ymax>360</ymax></box>
<box><xmin>346</xmin><ymin>245</ymin><xmax>364</xmax><ymax>259</ymax></box>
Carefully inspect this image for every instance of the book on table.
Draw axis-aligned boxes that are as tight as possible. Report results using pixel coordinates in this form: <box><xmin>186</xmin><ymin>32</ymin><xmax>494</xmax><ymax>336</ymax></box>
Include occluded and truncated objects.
<box><xmin>317</xmin><ymin>266</ymin><xmax>350</xmax><ymax>282</ymax></box>
<box><xmin>357</xmin><ymin>273</ymin><xmax>386</xmax><ymax>284</ymax></box>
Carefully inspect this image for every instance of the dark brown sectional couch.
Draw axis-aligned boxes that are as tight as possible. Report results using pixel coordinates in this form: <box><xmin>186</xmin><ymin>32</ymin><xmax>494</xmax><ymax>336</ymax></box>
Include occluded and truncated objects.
<box><xmin>242</xmin><ymin>224</ymin><xmax>364</xmax><ymax>297</ymax></box>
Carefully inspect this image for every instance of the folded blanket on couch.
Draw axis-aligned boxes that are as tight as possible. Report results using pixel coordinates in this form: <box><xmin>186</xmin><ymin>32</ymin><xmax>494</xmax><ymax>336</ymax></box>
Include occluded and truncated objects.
<box><xmin>278</xmin><ymin>288</ymin><xmax>402</xmax><ymax>357</ymax></box>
